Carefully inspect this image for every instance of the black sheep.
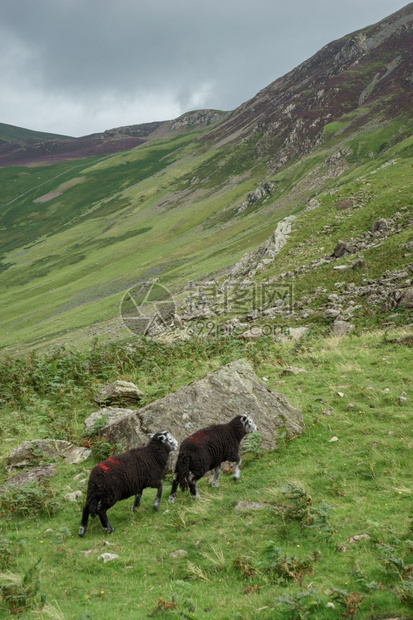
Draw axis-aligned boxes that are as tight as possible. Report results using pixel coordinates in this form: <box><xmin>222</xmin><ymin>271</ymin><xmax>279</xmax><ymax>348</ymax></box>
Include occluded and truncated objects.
<box><xmin>79</xmin><ymin>430</ymin><xmax>178</xmax><ymax>536</ymax></box>
<box><xmin>168</xmin><ymin>415</ymin><xmax>257</xmax><ymax>503</ymax></box>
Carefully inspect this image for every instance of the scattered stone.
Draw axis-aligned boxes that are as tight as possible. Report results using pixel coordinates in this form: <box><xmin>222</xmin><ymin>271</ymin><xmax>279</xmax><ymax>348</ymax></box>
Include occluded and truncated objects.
<box><xmin>337</xmin><ymin>392</ymin><xmax>345</xmax><ymax>398</ymax></box>
<box><xmin>169</xmin><ymin>550</ymin><xmax>188</xmax><ymax>559</ymax></box>
<box><xmin>323</xmin><ymin>309</ymin><xmax>341</xmax><ymax>319</ymax></box>
<box><xmin>352</xmin><ymin>258</ymin><xmax>365</xmax><ymax>270</ymax></box>
<box><xmin>64</xmin><ymin>491</ymin><xmax>83</xmax><ymax>502</ymax></box>
<box><xmin>98</xmin><ymin>553</ymin><xmax>120</xmax><ymax>563</ymax></box>
<box><xmin>382</xmin><ymin>288</ymin><xmax>413</xmax><ymax>311</ymax></box>
<box><xmin>332</xmin><ymin>241</ymin><xmax>359</xmax><ymax>258</ymax></box>
<box><xmin>278</xmin><ymin>327</ymin><xmax>309</xmax><ymax>342</ymax></box>
<box><xmin>333</xmin><ymin>265</ymin><xmax>350</xmax><ymax>271</ymax></box>
<box><xmin>398</xmin><ymin>396</ymin><xmax>407</xmax><ymax>405</ymax></box>
<box><xmin>370</xmin><ymin>219</ymin><xmax>390</xmax><ymax>233</ymax></box>
<box><xmin>329</xmin><ymin>436</ymin><xmax>339</xmax><ymax>442</ymax></box>
<box><xmin>95</xmin><ymin>380</ymin><xmax>143</xmax><ymax>407</ymax></box>
<box><xmin>348</xmin><ymin>534</ymin><xmax>370</xmax><ymax>544</ymax></box>
<box><xmin>329</xmin><ymin>319</ymin><xmax>354</xmax><ymax>336</ymax></box>
<box><xmin>83</xmin><ymin>359</ymin><xmax>304</xmax><ymax>472</ymax></box>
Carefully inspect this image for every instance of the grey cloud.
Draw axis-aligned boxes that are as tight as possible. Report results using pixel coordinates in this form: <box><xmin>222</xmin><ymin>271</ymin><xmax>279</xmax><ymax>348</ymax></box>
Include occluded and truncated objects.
<box><xmin>0</xmin><ymin>0</ymin><xmax>408</xmax><ymax>136</ymax></box>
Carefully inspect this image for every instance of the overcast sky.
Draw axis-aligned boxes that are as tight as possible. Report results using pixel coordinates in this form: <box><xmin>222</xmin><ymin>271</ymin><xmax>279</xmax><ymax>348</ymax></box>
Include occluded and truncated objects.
<box><xmin>0</xmin><ymin>0</ymin><xmax>409</xmax><ymax>137</ymax></box>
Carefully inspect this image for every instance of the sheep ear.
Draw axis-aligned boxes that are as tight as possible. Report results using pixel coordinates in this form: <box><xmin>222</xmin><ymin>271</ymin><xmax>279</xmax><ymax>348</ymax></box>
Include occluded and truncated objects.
<box><xmin>147</xmin><ymin>433</ymin><xmax>155</xmax><ymax>439</ymax></box>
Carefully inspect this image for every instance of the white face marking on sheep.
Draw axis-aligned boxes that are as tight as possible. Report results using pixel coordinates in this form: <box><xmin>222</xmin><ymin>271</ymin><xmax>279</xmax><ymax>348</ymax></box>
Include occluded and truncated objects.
<box><xmin>241</xmin><ymin>415</ymin><xmax>257</xmax><ymax>434</ymax></box>
<box><xmin>157</xmin><ymin>430</ymin><xmax>178</xmax><ymax>451</ymax></box>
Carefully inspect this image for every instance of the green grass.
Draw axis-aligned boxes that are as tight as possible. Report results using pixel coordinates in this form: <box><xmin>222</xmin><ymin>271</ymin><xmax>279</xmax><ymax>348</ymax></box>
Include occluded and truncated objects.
<box><xmin>322</xmin><ymin>121</ymin><xmax>349</xmax><ymax>138</ymax></box>
<box><xmin>0</xmin><ymin>329</ymin><xmax>412</xmax><ymax>618</ymax></box>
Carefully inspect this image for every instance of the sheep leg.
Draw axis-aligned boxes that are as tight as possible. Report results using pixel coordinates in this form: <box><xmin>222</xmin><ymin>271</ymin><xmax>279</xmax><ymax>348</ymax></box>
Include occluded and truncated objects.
<box><xmin>131</xmin><ymin>492</ymin><xmax>142</xmax><ymax>512</ymax></box>
<box><xmin>233</xmin><ymin>457</ymin><xmax>242</xmax><ymax>481</ymax></box>
<box><xmin>211</xmin><ymin>465</ymin><xmax>221</xmax><ymax>487</ymax></box>
<box><xmin>168</xmin><ymin>474</ymin><xmax>179</xmax><ymax>504</ymax></box>
<box><xmin>97</xmin><ymin>500</ymin><xmax>115</xmax><ymax>534</ymax></box>
<box><xmin>188</xmin><ymin>473</ymin><xmax>199</xmax><ymax>499</ymax></box>
<box><xmin>78</xmin><ymin>503</ymin><xmax>90</xmax><ymax>537</ymax></box>
<box><xmin>153</xmin><ymin>482</ymin><xmax>163</xmax><ymax>511</ymax></box>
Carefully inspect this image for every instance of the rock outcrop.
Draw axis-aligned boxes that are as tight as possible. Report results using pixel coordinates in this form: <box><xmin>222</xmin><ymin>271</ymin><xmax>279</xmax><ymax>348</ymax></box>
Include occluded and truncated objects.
<box><xmin>1</xmin><ymin>465</ymin><xmax>57</xmax><ymax>492</ymax></box>
<box><xmin>83</xmin><ymin>358</ymin><xmax>304</xmax><ymax>472</ymax></box>
<box><xmin>7</xmin><ymin>440</ymin><xmax>91</xmax><ymax>471</ymax></box>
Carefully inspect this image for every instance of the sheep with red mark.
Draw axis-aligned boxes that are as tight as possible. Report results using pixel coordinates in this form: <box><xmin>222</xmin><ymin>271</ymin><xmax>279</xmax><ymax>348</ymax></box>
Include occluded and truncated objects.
<box><xmin>79</xmin><ymin>430</ymin><xmax>177</xmax><ymax>536</ymax></box>
<box><xmin>168</xmin><ymin>415</ymin><xmax>257</xmax><ymax>503</ymax></box>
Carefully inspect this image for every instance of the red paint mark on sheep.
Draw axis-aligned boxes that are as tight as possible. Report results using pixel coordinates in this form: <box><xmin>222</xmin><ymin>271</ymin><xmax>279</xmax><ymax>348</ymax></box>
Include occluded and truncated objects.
<box><xmin>97</xmin><ymin>458</ymin><xmax>121</xmax><ymax>473</ymax></box>
<box><xmin>188</xmin><ymin>430</ymin><xmax>209</xmax><ymax>445</ymax></box>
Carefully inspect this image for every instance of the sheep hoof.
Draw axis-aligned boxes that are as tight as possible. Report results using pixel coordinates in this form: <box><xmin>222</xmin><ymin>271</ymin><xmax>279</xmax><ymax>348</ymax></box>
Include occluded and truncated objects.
<box><xmin>190</xmin><ymin>493</ymin><xmax>200</xmax><ymax>500</ymax></box>
<box><xmin>211</xmin><ymin>481</ymin><xmax>219</xmax><ymax>488</ymax></box>
<box><xmin>104</xmin><ymin>525</ymin><xmax>114</xmax><ymax>534</ymax></box>
<box><xmin>168</xmin><ymin>495</ymin><xmax>176</xmax><ymax>504</ymax></box>
<box><xmin>153</xmin><ymin>503</ymin><xmax>160</xmax><ymax>511</ymax></box>
<box><xmin>233</xmin><ymin>475</ymin><xmax>240</xmax><ymax>481</ymax></box>
<box><xmin>78</xmin><ymin>527</ymin><xmax>86</xmax><ymax>537</ymax></box>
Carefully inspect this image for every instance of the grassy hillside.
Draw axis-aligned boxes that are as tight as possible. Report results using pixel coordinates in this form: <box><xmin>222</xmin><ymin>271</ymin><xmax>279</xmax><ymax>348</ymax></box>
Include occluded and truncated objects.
<box><xmin>0</xmin><ymin>122</ymin><xmax>71</xmax><ymax>143</ymax></box>
<box><xmin>0</xmin><ymin>330</ymin><xmax>412</xmax><ymax>618</ymax></box>
<box><xmin>0</xmin><ymin>113</ymin><xmax>412</xmax><ymax>355</ymax></box>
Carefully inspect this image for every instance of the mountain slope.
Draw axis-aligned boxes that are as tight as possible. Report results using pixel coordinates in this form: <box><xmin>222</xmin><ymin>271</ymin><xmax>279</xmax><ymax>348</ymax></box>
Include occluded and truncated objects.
<box><xmin>0</xmin><ymin>3</ymin><xmax>412</xmax><ymax>353</ymax></box>
<box><xmin>204</xmin><ymin>3</ymin><xmax>413</xmax><ymax>167</ymax></box>
<box><xmin>0</xmin><ymin>122</ymin><xmax>72</xmax><ymax>144</ymax></box>
<box><xmin>0</xmin><ymin>110</ymin><xmax>229</xmax><ymax>167</ymax></box>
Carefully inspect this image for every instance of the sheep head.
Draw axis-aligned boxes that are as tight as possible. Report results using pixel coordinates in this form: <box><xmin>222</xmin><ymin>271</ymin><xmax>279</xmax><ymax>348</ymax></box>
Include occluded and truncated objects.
<box><xmin>240</xmin><ymin>415</ymin><xmax>257</xmax><ymax>434</ymax></box>
<box><xmin>149</xmin><ymin>430</ymin><xmax>178</xmax><ymax>452</ymax></box>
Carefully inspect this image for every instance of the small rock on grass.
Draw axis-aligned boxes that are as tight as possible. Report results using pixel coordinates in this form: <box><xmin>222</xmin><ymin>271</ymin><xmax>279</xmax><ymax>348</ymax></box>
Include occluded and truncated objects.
<box><xmin>280</xmin><ymin>366</ymin><xmax>307</xmax><ymax>376</ymax></box>
<box><xmin>98</xmin><ymin>553</ymin><xmax>119</xmax><ymax>563</ymax></box>
<box><xmin>348</xmin><ymin>534</ymin><xmax>370</xmax><ymax>544</ymax></box>
<box><xmin>170</xmin><ymin>550</ymin><xmax>188</xmax><ymax>559</ymax></box>
<box><xmin>64</xmin><ymin>491</ymin><xmax>82</xmax><ymax>502</ymax></box>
